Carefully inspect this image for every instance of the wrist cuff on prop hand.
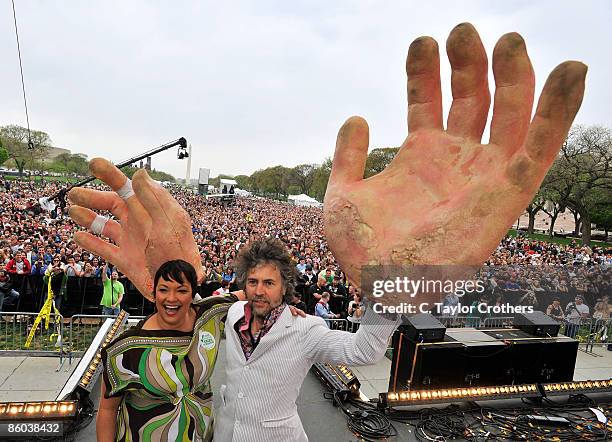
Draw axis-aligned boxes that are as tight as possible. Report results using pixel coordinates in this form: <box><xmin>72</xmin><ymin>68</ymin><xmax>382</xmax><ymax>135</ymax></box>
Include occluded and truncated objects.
<box><xmin>90</xmin><ymin>215</ymin><xmax>110</xmax><ymax>235</ymax></box>
<box><xmin>116</xmin><ymin>178</ymin><xmax>135</xmax><ymax>200</ymax></box>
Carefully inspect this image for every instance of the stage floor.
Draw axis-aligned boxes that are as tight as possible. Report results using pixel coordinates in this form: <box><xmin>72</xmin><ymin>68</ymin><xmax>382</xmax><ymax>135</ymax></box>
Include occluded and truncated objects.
<box><xmin>1</xmin><ymin>343</ymin><xmax>611</xmax><ymax>440</ymax></box>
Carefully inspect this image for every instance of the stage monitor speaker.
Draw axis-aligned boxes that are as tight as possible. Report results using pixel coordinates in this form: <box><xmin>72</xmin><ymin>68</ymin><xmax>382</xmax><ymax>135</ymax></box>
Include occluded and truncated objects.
<box><xmin>513</xmin><ymin>311</ymin><xmax>560</xmax><ymax>337</ymax></box>
<box><xmin>388</xmin><ymin>327</ymin><xmax>578</xmax><ymax>391</ymax></box>
<box><xmin>401</xmin><ymin>313</ymin><xmax>446</xmax><ymax>343</ymax></box>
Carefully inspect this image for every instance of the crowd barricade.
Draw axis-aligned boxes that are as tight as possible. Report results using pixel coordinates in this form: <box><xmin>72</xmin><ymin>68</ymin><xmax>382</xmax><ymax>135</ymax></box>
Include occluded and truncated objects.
<box><xmin>436</xmin><ymin>316</ymin><xmax>514</xmax><ymax>329</ymax></box>
<box><xmin>559</xmin><ymin>317</ymin><xmax>612</xmax><ymax>354</ymax></box>
<box><xmin>324</xmin><ymin>316</ymin><xmax>516</xmax><ymax>333</ymax></box>
<box><xmin>583</xmin><ymin>318</ymin><xmax>612</xmax><ymax>352</ymax></box>
<box><xmin>4</xmin><ymin>274</ymin><xmax>155</xmax><ymax>318</ymax></box>
<box><xmin>0</xmin><ymin>311</ymin><xmax>64</xmax><ymax>368</ymax></box>
<box><xmin>323</xmin><ymin>318</ymin><xmax>362</xmax><ymax>333</ymax></box>
<box><xmin>326</xmin><ymin>318</ymin><xmax>349</xmax><ymax>331</ymax></box>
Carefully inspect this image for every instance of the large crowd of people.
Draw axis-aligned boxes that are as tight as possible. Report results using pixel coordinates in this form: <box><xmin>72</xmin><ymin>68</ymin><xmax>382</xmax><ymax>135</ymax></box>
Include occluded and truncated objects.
<box><xmin>0</xmin><ymin>177</ymin><xmax>611</xmax><ymax>330</ymax></box>
<box><xmin>481</xmin><ymin>236</ymin><xmax>611</xmax><ymax>327</ymax></box>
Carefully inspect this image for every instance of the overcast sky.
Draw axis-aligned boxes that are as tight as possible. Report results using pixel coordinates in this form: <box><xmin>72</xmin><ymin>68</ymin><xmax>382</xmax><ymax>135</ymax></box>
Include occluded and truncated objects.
<box><xmin>1</xmin><ymin>1</ymin><xmax>610</xmax><ymax>180</ymax></box>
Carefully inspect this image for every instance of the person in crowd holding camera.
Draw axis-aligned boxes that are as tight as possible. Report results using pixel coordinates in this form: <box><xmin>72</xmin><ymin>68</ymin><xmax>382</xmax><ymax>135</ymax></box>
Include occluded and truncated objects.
<box><xmin>564</xmin><ymin>295</ymin><xmax>590</xmax><ymax>338</ymax></box>
<box><xmin>301</xmin><ymin>263</ymin><xmax>317</xmax><ymax>287</ymax></box>
<box><xmin>593</xmin><ymin>298</ymin><xmax>610</xmax><ymax>320</ymax></box>
<box><xmin>82</xmin><ymin>262</ymin><xmax>95</xmax><ymax>278</ymax></box>
<box><xmin>30</xmin><ymin>258</ymin><xmax>46</xmax><ymax>276</ymax></box>
<box><xmin>63</xmin><ymin>255</ymin><xmax>83</xmax><ymax>277</ymax></box>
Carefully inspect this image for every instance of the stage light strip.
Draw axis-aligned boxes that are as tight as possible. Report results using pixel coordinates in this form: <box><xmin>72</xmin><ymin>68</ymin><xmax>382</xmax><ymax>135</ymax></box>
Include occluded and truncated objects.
<box><xmin>0</xmin><ymin>401</ymin><xmax>77</xmax><ymax>421</ymax></box>
<box><xmin>381</xmin><ymin>384</ymin><xmax>540</xmax><ymax>406</ymax></box>
<box><xmin>78</xmin><ymin>311</ymin><xmax>128</xmax><ymax>390</ymax></box>
<box><xmin>541</xmin><ymin>379</ymin><xmax>612</xmax><ymax>397</ymax></box>
<box><xmin>380</xmin><ymin>379</ymin><xmax>612</xmax><ymax>407</ymax></box>
<box><xmin>58</xmin><ymin>311</ymin><xmax>129</xmax><ymax>400</ymax></box>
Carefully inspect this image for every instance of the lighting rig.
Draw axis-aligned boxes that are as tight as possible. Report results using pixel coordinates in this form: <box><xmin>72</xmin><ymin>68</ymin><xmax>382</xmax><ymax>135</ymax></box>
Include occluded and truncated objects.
<box><xmin>0</xmin><ymin>401</ymin><xmax>78</xmax><ymax>421</ymax></box>
<box><xmin>311</xmin><ymin>363</ymin><xmax>361</xmax><ymax>402</ymax></box>
<box><xmin>58</xmin><ymin>310</ymin><xmax>128</xmax><ymax>399</ymax></box>
<box><xmin>379</xmin><ymin>379</ymin><xmax>612</xmax><ymax>408</ymax></box>
<box><xmin>0</xmin><ymin>306</ymin><xmax>128</xmax><ymax>439</ymax></box>
<box><xmin>0</xmin><ymin>312</ymin><xmax>130</xmax><ymax>439</ymax></box>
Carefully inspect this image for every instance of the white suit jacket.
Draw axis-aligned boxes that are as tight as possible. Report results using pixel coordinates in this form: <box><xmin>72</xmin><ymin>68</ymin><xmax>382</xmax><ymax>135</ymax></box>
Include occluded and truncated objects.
<box><xmin>214</xmin><ymin>301</ymin><xmax>399</xmax><ymax>442</ymax></box>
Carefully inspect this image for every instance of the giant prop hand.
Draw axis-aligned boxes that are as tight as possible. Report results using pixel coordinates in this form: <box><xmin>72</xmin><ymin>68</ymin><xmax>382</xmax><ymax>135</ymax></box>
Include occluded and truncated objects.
<box><xmin>68</xmin><ymin>159</ymin><xmax>203</xmax><ymax>301</ymax></box>
<box><xmin>324</xmin><ymin>24</ymin><xmax>586</xmax><ymax>296</ymax></box>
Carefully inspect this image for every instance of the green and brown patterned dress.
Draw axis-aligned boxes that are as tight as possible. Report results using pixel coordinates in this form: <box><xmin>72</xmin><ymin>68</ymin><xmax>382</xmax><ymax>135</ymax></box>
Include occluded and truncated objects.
<box><xmin>101</xmin><ymin>295</ymin><xmax>237</xmax><ymax>442</ymax></box>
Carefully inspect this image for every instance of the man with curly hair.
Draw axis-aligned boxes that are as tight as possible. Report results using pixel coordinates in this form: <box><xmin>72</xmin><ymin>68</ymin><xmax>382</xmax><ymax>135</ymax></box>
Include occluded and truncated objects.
<box><xmin>215</xmin><ymin>236</ymin><xmax>399</xmax><ymax>441</ymax></box>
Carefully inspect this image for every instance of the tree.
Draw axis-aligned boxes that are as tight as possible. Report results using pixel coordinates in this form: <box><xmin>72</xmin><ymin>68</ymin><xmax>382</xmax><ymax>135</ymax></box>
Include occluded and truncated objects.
<box><xmin>0</xmin><ymin>138</ymin><xmax>8</xmax><ymax>166</ymax></box>
<box><xmin>364</xmin><ymin>147</ymin><xmax>399</xmax><ymax>178</ymax></box>
<box><xmin>525</xmin><ymin>192</ymin><xmax>546</xmax><ymax>234</ymax></box>
<box><xmin>558</xmin><ymin>126</ymin><xmax>612</xmax><ymax>245</ymax></box>
<box><xmin>234</xmin><ymin>174</ymin><xmax>250</xmax><ymax>190</ymax></box>
<box><xmin>123</xmin><ymin>166</ymin><xmax>175</xmax><ymax>182</ymax></box>
<box><xmin>49</xmin><ymin>153</ymin><xmax>89</xmax><ymax>176</ymax></box>
<box><xmin>310</xmin><ymin>158</ymin><xmax>332</xmax><ymax>202</ymax></box>
<box><xmin>68</xmin><ymin>155</ymin><xmax>89</xmax><ymax>176</ymax></box>
<box><xmin>248</xmin><ymin>166</ymin><xmax>292</xmax><ymax>198</ymax></box>
<box><xmin>568</xmin><ymin>207</ymin><xmax>581</xmax><ymax>237</ymax></box>
<box><xmin>0</xmin><ymin>125</ymin><xmax>51</xmax><ymax>176</ymax></box>
<box><xmin>290</xmin><ymin>164</ymin><xmax>317</xmax><ymax>194</ymax></box>
<box><xmin>148</xmin><ymin>169</ymin><xmax>176</xmax><ymax>182</ymax></box>
<box><xmin>54</xmin><ymin>153</ymin><xmax>72</xmax><ymax>171</ymax></box>
<box><xmin>540</xmin><ymin>160</ymin><xmax>572</xmax><ymax>236</ymax></box>
<box><xmin>590</xmin><ymin>189</ymin><xmax>612</xmax><ymax>241</ymax></box>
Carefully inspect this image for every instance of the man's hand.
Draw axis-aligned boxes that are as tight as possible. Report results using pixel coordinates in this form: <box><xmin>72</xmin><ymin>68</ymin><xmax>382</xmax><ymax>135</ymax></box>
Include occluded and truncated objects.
<box><xmin>68</xmin><ymin>159</ymin><xmax>202</xmax><ymax>301</ymax></box>
<box><xmin>324</xmin><ymin>23</ymin><xmax>586</xmax><ymax>303</ymax></box>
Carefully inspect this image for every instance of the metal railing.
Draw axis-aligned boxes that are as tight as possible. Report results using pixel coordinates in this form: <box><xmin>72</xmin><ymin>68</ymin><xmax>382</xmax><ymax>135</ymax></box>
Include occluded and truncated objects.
<box><xmin>558</xmin><ymin>318</ymin><xmax>612</xmax><ymax>355</ymax></box>
<box><xmin>436</xmin><ymin>316</ymin><xmax>515</xmax><ymax>329</ymax></box>
<box><xmin>324</xmin><ymin>318</ymin><xmax>360</xmax><ymax>333</ymax></box>
<box><xmin>321</xmin><ymin>316</ymin><xmax>516</xmax><ymax>333</ymax></box>
<box><xmin>0</xmin><ymin>311</ymin><xmax>64</xmax><ymax>369</ymax></box>
<box><xmin>0</xmin><ymin>312</ymin><xmax>144</xmax><ymax>366</ymax></box>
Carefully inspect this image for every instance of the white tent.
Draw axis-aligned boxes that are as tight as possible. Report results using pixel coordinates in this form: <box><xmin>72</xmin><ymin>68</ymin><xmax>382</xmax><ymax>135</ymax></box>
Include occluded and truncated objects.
<box><xmin>234</xmin><ymin>188</ymin><xmax>252</xmax><ymax>197</ymax></box>
<box><xmin>219</xmin><ymin>178</ymin><xmax>237</xmax><ymax>186</ymax></box>
<box><xmin>288</xmin><ymin>193</ymin><xmax>321</xmax><ymax>207</ymax></box>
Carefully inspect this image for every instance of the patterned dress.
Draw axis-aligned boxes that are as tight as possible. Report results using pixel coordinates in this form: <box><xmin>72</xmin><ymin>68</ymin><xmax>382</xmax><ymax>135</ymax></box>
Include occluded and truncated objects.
<box><xmin>101</xmin><ymin>295</ymin><xmax>237</xmax><ymax>442</ymax></box>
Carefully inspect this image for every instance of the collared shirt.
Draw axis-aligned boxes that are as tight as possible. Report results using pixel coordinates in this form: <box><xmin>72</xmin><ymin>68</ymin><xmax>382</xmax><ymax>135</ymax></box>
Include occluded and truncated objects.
<box><xmin>235</xmin><ymin>302</ymin><xmax>286</xmax><ymax>360</ymax></box>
